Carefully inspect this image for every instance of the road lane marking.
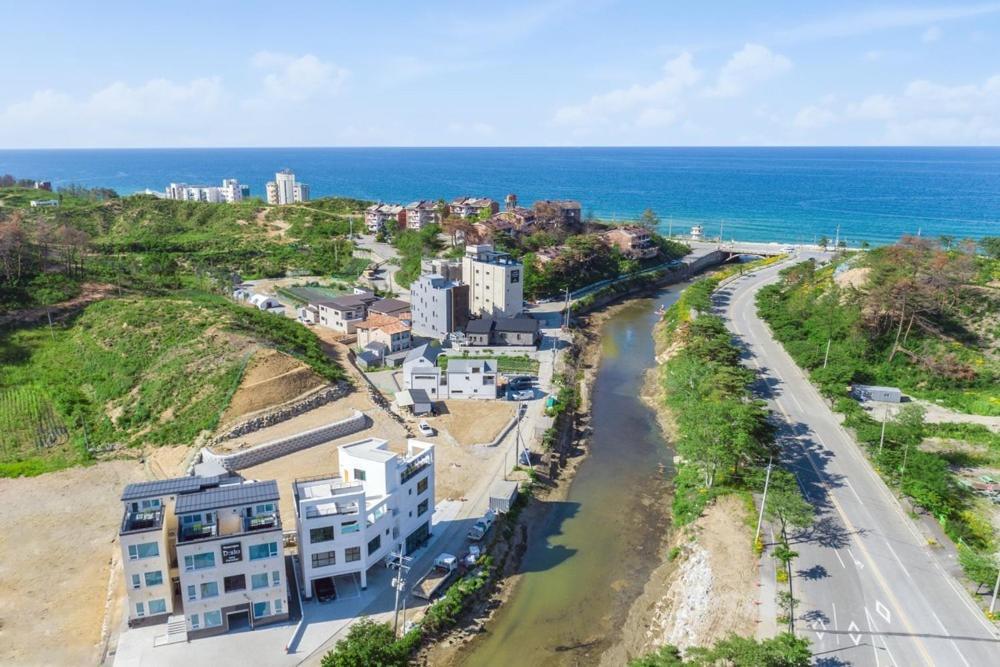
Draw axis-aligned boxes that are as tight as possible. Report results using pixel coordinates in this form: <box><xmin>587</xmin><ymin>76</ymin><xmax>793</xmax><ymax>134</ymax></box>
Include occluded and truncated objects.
<box><xmin>848</xmin><ymin>620</ymin><xmax>863</xmax><ymax>646</ymax></box>
<box><xmin>866</xmin><ymin>606</ymin><xmax>900</xmax><ymax>667</ymax></box>
<box><xmin>876</xmin><ymin>600</ymin><xmax>891</xmax><ymax>623</ymax></box>
<box><xmin>929</xmin><ymin>610</ymin><xmax>972</xmax><ymax>667</ymax></box>
<box><xmin>832</xmin><ymin>602</ymin><xmax>840</xmax><ymax>646</ymax></box>
<box><xmin>834</xmin><ymin>550</ymin><xmax>847</xmax><ymax>569</ymax></box>
<box><xmin>844</xmin><ymin>480</ymin><xmax>864</xmax><ymax>505</ymax></box>
<box><xmin>846</xmin><ymin>548</ymin><xmax>865</xmax><ymax>570</ymax></box>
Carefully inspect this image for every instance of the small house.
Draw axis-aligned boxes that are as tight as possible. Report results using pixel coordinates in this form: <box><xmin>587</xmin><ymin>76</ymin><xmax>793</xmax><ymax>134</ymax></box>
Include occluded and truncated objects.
<box><xmin>395</xmin><ymin>388</ymin><xmax>434</xmax><ymax>416</ymax></box>
<box><xmin>403</xmin><ymin>344</ymin><xmax>443</xmax><ymax>399</ymax></box>
<box><xmin>446</xmin><ymin>358</ymin><xmax>498</xmax><ymax>400</ymax></box>
<box><xmin>249</xmin><ymin>293</ymin><xmax>282</xmax><ymax>311</ymax></box>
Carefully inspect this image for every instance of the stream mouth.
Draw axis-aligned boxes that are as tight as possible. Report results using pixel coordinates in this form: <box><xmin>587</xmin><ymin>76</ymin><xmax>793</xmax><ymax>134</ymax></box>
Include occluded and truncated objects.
<box><xmin>460</xmin><ymin>285</ymin><xmax>688</xmax><ymax>667</ymax></box>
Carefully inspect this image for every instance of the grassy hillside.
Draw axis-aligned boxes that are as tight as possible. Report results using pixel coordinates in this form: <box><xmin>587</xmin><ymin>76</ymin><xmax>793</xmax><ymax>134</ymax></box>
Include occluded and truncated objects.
<box><xmin>0</xmin><ymin>294</ymin><xmax>344</xmax><ymax>477</ymax></box>
<box><xmin>757</xmin><ymin>240</ymin><xmax>999</xmax><ymax>415</ymax></box>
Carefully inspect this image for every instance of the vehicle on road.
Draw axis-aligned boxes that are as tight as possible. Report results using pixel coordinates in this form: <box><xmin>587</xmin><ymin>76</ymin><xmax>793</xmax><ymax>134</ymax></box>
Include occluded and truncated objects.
<box><xmin>313</xmin><ymin>577</ymin><xmax>336</xmax><ymax>603</ymax></box>
<box><xmin>463</xmin><ymin>545</ymin><xmax>482</xmax><ymax>567</ymax></box>
<box><xmin>412</xmin><ymin>553</ymin><xmax>458</xmax><ymax>601</ymax></box>
<box><xmin>468</xmin><ymin>510</ymin><xmax>496</xmax><ymax>541</ymax></box>
<box><xmin>506</xmin><ymin>376</ymin><xmax>535</xmax><ymax>391</ymax></box>
<box><xmin>508</xmin><ymin>389</ymin><xmax>534</xmax><ymax>401</ymax></box>
<box><xmin>417</xmin><ymin>420</ymin><xmax>435</xmax><ymax>436</ymax></box>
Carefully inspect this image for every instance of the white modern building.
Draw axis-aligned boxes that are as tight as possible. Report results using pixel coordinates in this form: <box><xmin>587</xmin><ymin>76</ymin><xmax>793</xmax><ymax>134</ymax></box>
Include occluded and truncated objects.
<box><xmin>165</xmin><ymin>179</ymin><xmax>249</xmax><ymax>203</ymax></box>
<box><xmin>445</xmin><ymin>358</ymin><xmax>498</xmax><ymax>399</ymax></box>
<box><xmin>266</xmin><ymin>169</ymin><xmax>310</xmax><ymax>205</ymax></box>
<box><xmin>119</xmin><ymin>476</ymin><xmax>289</xmax><ymax>639</ymax></box>
<box><xmin>294</xmin><ymin>437</ymin><xmax>435</xmax><ymax>596</ymax></box>
<box><xmin>402</xmin><ymin>344</ymin><xmax>443</xmax><ymax>399</ymax></box>
<box><xmin>461</xmin><ymin>244</ymin><xmax>524</xmax><ymax>318</ymax></box>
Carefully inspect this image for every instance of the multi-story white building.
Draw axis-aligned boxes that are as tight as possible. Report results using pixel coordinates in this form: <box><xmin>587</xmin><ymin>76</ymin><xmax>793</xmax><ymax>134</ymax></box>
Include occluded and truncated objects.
<box><xmin>410</xmin><ymin>274</ymin><xmax>470</xmax><ymax>339</ymax></box>
<box><xmin>405</xmin><ymin>200</ymin><xmax>440</xmax><ymax>230</ymax></box>
<box><xmin>294</xmin><ymin>437</ymin><xmax>435</xmax><ymax>597</ymax></box>
<box><xmin>461</xmin><ymin>244</ymin><xmax>524</xmax><ymax>318</ymax></box>
<box><xmin>165</xmin><ymin>179</ymin><xmax>249</xmax><ymax>203</ymax></box>
<box><xmin>118</xmin><ymin>476</ymin><xmax>288</xmax><ymax>639</ymax></box>
<box><xmin>266</xmin><ymin>169</ymin><xmax>310</xmax><ymax>205</ymax></box>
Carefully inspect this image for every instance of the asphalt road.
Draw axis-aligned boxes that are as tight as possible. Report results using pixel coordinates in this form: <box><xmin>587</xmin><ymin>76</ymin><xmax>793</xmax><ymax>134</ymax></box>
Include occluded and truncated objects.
<box><xmin>716</xmin><ymin>256</ymin><xmax>1000</xmax><ymax>667</ymax></box>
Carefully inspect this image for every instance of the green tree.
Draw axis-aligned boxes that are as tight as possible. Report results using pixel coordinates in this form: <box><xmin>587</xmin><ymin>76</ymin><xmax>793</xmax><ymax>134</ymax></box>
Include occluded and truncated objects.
<box><xmin>321</xmin><ymin>618</ymin><xmax>408</xmax><ymax>667</ymax></box>
<box><xmin>764</xmin><ymin>470</ymin><xmax>815</xmax><ymax>536</ymax></box>
<box><xmin>630</xmin><ymin>633</ymin><xmax>811</xmax><ymax>667</ymax></box>
<box><xmin>957</xmin><ymin>544</ymin><xmax>1000</xmax><ymax>594</ymax></box>
<box><xmin>639</xmin><ymin>207</ymin><xmax>661</xmax><ymax>230</ymax></box>
<box><xmin>979</xmin><ymin>236</ymin><xmax>1000</xmax><ymax>259</ymax></box>
<box><xmin>817</xmin><ymin>235</ymin><xmax>829</xmax><ymax>250</ymax></box>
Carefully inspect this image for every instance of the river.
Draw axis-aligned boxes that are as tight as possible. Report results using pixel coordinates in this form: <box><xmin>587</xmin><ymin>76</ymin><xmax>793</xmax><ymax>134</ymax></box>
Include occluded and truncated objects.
<box><xmin>460</xmin><ymin>284</ymin><xmax>690</xmax><ymax>666</ymax></box>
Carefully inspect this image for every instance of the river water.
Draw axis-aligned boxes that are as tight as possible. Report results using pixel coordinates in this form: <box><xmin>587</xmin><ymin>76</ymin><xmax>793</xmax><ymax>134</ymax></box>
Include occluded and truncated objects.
<box><xmin>461</xmin><ymin>285</ymin><xmax>690</xmax><ymax>666</ymax></box>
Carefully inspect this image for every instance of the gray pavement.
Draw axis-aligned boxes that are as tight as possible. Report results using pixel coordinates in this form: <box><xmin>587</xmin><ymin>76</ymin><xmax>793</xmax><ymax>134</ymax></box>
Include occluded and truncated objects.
<box><xmin>717</xmin><ymin>256</ymin><xmax>1000</xmax><ymax>666</ymax></box>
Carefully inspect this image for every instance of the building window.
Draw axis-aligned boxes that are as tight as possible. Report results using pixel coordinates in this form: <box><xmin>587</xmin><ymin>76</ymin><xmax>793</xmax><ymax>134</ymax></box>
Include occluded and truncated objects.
<box><xmin>274</xmin><ymin>599</ymin><xmax>283</xmax><ymax>614</ymax></box>
<box><xmin>148</xmin><ymin>599</ymin><xmax>167</xmax><ymax>615</ymax></box>
<box><xmin>367</xmin><ymin>535</ymin><xmax>381</xmax><ymax>555</ymax></box>
<box><xmin>272</xmin><ymin>570</ymin><xmax>281</xmax><ymax>586</ymax></box>
<box><xmin>200</xmin><ymin>582</ymin><xmax>219</xmax><ymax>599</ymax></box>
<box><xmin>189</xmin><ymin>614</ymin><xmax>200</xmax><ymax>630</ymax></box>
<box><xmin>249</xmin><ymin>542</ymin><xmax>278</xmax><ymax>561</ymax></box>
<box><xmin>183</xmin><ymin>552</ymin><xmax>216</xmax><ymax>571</ymax></box>
<box><xmin>253</xmin><ymin>601</ymin><xmax>271</xmax><ymax>619</ymax></box>
<box><xmin>354</xmin><ymin>468</ymin><xmax>366</xmax><ymax>482</ymax></box>
<box><xmin>341</xmin><ymin>521</ymin><xmax>359</xmax><ymax>534</ymax></box>
<box><xmin>128</xmin><ymin>542</ymin><xmax>159</xmax><ymax>560</ymax></box>
<box><xmin>144</xmin><ymin>570</ymin><xmax>163</xmax><ymax>587</ymax></box>
<box><xmin>311</xmin><ymin>551</ymin><xmax>336</xmax><ymax>568</ymax></box>
<box><xmin>135</xmin><ymin>602</ymin><xmax>145</xmax><ymax>618</ymax></box>
<box><xmin>416</xmin><ymin>477</ymin><xmax>428</xmax><ymax>495</ymax></box>
<box><xmin>345</xmin><ymin>547</ymin><xmax>361</xmax><ymax>563</ymax></box>
<box><xmin>224</xmin><ymin>575</ymin><xmax>246</xmax><ymax>593</ymax></box>
<box><xmin>254</xmin><ymin>503</ymin><xmax>276</xmax><ymax>515</ymax></box>
<box><xmin>131</xmin><ymin>574</ymin><xmax>141</xmax><ymax>589</ymax></box>
<box><xmin>251</xmin><ymin>573</ymin><xmax>269</xmax><ymax>590</ymax></box>
<box><xmin>417</xmin><ymin>499</ymin><xmax>429</xmax><ymax>517</ymax></box>
<box><xmin>204</xmin><ymin>611</ymin><xmax>222</xmax><ymax>628</ymax></box>
<box><xmin>309</xmin><ymin>526</ymin><xmax>335</xmax><ymax>544</ymax></box>
<box><xmin>187</xmin><ymin>584</ymin><xmax>197</xmax><ymax>601</ymax></box>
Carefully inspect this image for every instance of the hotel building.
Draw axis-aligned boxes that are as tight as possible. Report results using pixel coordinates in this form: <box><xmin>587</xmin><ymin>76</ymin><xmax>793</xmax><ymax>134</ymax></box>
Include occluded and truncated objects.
<box><xmin>266</xmin><ymin>169</ymin><xmax>310</xmax><ymax>205</ymax></box>
<box><xmin>461</xmin><ymin>244</ymin><xmax>524</xmax><ymax>318</ymax></box>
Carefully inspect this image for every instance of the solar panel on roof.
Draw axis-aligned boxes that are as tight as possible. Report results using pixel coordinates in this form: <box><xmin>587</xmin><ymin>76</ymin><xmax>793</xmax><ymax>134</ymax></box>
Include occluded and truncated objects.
<box><xmin>120</xmin><ymin>475</ymin><xmax>223</xmax><ymax>501</ymax></box>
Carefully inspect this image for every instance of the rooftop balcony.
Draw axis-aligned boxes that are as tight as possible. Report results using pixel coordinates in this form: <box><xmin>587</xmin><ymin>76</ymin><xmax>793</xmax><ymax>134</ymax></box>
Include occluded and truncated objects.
<box><xmin>121</xmin><ymin>508</ymin><xmax>164</xmax><ymax>535</ymax></box>
<box><xmin>400</xmin><ymin>452</ymin><xmax>432</xmax><ymax>484</ymax></box>
<box><xmin>177</xmin><ymin>511</ymin><xmax>282</xmax><ymax>544</ymax></box>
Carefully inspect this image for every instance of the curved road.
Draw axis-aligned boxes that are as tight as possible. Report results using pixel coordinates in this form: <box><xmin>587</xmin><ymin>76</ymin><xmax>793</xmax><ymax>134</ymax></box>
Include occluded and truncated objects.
<box><xmin>716</xmin><ymin>256</ymin><xmax>1000</xmax><ymax>666</ymax></box>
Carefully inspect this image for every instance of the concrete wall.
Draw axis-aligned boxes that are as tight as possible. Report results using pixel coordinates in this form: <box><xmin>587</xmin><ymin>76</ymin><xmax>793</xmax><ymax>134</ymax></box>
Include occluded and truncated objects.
<box><xmin>211</xmin><ymin>385</ymin><xmax>351</xmax><ymax>444</ymax></box>
<box><xmin>201</xmin><ymin>411</ymin><xmax>369</xmax><ymax>472</ymax></box>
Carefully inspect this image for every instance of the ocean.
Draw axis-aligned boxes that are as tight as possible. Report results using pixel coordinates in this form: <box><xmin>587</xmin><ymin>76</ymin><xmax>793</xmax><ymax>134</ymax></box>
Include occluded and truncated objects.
<box><xmin>1</xmin><ymin>147</ymin><xmax>998</xmax><ymax>246</ymax></box>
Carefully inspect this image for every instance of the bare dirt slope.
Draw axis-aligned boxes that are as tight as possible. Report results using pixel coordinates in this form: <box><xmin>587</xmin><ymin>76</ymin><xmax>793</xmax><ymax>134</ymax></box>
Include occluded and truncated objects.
<box><xmin>217</xmin><ymin>348</ymin><xmax>327</xmax><ymax>427</ymax></box>
<box><xmin>0</xmin><ymin>461</ymin><xmax>147</xmax><ymax>667</ymax></box>
<box><xmin>605</xmin><ymin>494</ymin><xmax>758</xmax><ymax>664</ymax></box>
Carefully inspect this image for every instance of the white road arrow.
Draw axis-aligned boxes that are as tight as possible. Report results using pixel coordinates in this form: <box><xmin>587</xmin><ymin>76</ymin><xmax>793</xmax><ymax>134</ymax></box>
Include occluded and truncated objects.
<box><xmin>848</xmin><ymin>621</ymin><xmax>863</xmax><ymax>646</ymax></box>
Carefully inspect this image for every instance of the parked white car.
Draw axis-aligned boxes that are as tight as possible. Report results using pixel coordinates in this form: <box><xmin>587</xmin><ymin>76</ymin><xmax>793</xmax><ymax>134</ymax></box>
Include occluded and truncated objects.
<box><xmin>418</xmin><ymin>420</ymin><xmax>435</xmax><ymax>436</ymax></box>
<box><xmin>463</xmin><ymin>544</ymin><xmax>482</xmax><ymax>567</ymax></box>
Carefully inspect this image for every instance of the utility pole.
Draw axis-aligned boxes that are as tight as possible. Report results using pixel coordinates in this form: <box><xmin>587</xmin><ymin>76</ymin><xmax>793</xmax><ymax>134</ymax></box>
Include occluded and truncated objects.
<box><xmin>391</xmin><ymin>546</ymin><xmax>412</xmax><ymax>637</ymax></box>
<box><xmin>878</xmin><ymin>408</ymin><xmax>888</xmax><ymax>459</ymax></box>
<box><xmin>562</xmin><ymin>287</ymin><xmax>570</xmax><ymax>330</ymax></box>
<box><xmin>990</xmin><ymin>558</ymin><xmax>1000</xmax><ymax>615</ymax></box>
<box><xmin>754</xmin><ymin>457</ymin><xmax>773</xmax><ymax>543</ymax></box>
<box><xmin>822</xmin><ymin>338</ymin><xmax>831</xmax><ymax>369</ymax></box>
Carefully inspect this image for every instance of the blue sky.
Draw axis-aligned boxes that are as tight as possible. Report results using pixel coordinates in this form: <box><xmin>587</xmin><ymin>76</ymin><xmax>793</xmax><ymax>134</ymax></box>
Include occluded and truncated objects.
<box><xmin>1</xmin><ymin>1</ymin><xmax>998</xmax><ymax>147</ymax></box>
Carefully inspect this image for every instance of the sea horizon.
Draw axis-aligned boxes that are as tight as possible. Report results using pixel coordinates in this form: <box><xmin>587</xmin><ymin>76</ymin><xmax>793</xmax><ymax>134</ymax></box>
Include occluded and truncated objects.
<box><xmin>3</xmin><ymin>146</ymin><xmax>998</xmax><ymax>246</ymax></box>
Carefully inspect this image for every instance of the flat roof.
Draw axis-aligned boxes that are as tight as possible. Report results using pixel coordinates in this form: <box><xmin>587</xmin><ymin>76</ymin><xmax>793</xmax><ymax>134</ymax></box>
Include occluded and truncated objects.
<box><xmin>121</xmin><ymin>475</ymin><xmax>225</xmax><ymax>502</ymax></box>
<box><xmin>495</xmin><ymin>317</ymin><xmax>539</xmax><ymax>333</ymax></box>
<box><xmin>175</xmin><ymin>480</ymin><xmax>279</xmax><ymax>514</ymax></box>
<box><xmin>489</xmin><ymin>479</ymin><xmax>519</xmax><ymax>498</ymax></box>
<box><xmin>447</xmin><ymin>358</ymin><xmax>498</xmax><ymax>374</ymax></box>
<box><xmin>340</xmin><ymin>437</ymin><xmax>396</xmax><ymax>463</ymax></box>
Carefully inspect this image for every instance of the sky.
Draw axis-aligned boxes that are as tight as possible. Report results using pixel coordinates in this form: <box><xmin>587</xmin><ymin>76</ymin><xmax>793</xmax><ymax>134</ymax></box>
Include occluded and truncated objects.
<box><xmin>1</xmin><ymin>1</ymin><xmax>999</xmax><ymax>148</ymax></box>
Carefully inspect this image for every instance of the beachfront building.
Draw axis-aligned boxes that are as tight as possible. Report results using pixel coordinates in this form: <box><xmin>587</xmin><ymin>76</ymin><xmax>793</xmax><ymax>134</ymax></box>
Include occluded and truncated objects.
<box><xmin>448</xmin><ymin>197</ymin><xmax>499</xmax><ymax>219</ymax></box>
<box><xmin>405</xmin><ymin>200</ymin><xmax>440</xmax><ymax>230</ymax></box>
<box><xmin>118</xmin><ymin>476</ymin><xmax>288</xmax><ymax>639</ymax></box>
<box><xmin>533</xmin><ymin>199</ymin><xmax>582</xmax><ymax>227</ymax></box>
<box><xmin>602</xmin><ymin>226</ymin><xmax>659</xmax><ymax>260</ymax></box>
<box><xmin>364</xmin><ymin>203</ymin><xmax>406</xmax><ymax>233</ymax></box>
<box><xmin>445</xmin><ymin>358</ymin><xmax>498</xmax><ymax>399</ymax></box>
<box><xmin>165</xmin><ymin>179</ymin><xmax>249</xmax><ymax>203</ymax></box>
<box><xmin>266</xmin><ymin>169</ymin><xmax>309</xmax><ymax>205</ymax></box>
<box><xmin>294</xmin><ymin>437</ymin><xmax>435</xmax><ymax>596</ymax></box>
<box><xmin>410</xmin><ymin>274</ymin><xmax>470</xmax><ymax>339</ymax></box>
<box><xmin>462</xmin><ymin>244</ymin><xmax>524</xmax><ymax>318</ymax></box>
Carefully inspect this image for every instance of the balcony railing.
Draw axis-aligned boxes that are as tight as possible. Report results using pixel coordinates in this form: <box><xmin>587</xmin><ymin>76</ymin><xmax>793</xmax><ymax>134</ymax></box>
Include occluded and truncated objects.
<box><xmin>121</xmin><ymin>508</ymin><xmax>164</xmax><ymax>534</ymax></box>
<box><xmin>400</xmin><ymin>455</ymin><xmax>432</xmax><ymax>484</ymax></box>
<box><xmin>244</xmin><ymin>513</ymin><xmax>280</xmax><ymax>532</ymax></box>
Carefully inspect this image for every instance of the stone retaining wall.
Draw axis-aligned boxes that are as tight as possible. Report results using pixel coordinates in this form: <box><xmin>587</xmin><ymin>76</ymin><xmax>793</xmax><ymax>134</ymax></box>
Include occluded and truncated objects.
<box><xmin>200</xmin><ymin>410</ymin><xmax>369</xmax><ymax>472</ymax></box>
<box><xmin>211</xmin><ymin>384</ymin><xmax>352</xmax><ymax>444</ymax></box>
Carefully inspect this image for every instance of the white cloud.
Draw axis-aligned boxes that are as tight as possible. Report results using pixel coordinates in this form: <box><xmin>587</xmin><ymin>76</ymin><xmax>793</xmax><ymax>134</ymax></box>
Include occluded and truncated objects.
<box><xmin>921</xmin><ymin>25</ymin><xmax>942</xmax><ymax>42</ymax></box>
<box><xmin>251</xmin><ymin>52</ymin><xmax>348</xmax><ymax>102</ymax></box>
<box><xmin>793</xmin><ymin>105</ymin><xmax>838</xmax><ymax>129</ymax></box>
<box><xmin>779</xmin><ymin>3</ymin><xmax>1000</xmax><ymax>41</ymax></box>
<box><xmin>0</xmin><ymin>53</ymin><xmax>347</xmax><ymax>147</ymax></box>
<box><xmin>553</xmin><ymin>52</ymin><xmax>701</xmax><ymax>128</ymax></box>
<box><xmin>792</xmin><ymin>73</ymin><xmax>1000</xmax><ymax>144</ymax></box>
<box><xmin>705</xmin><ymin>44</ymin><xmax>792</xmax><ymax>98</ymax></box>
